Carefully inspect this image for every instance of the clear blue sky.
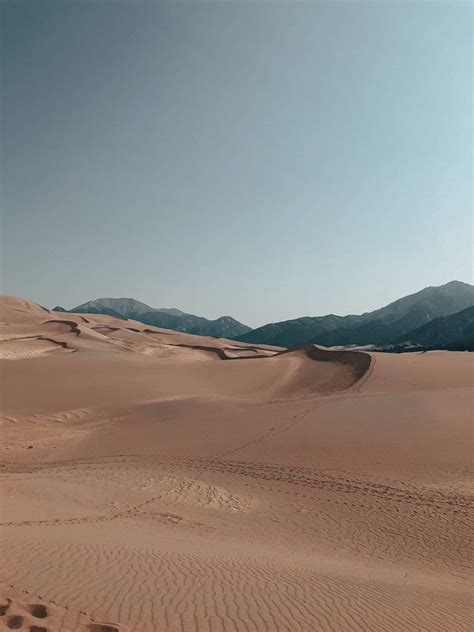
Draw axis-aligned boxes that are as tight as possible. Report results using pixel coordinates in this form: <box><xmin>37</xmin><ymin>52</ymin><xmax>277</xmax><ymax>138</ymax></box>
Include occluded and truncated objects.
<box><xmin>2</xmin><ymin>1</ymin><xmax>472</xmax><ymax>327</ymax></box>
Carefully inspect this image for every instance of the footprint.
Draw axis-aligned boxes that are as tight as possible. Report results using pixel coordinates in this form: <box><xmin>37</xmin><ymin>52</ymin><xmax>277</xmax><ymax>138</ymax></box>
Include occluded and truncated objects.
<box><xmin>7</xmin><ymin>614</ymin><xmax>24</xmax><ymax>629</ymax></box>
<box><xmin>88</xmin><ymin>625</ymin><xmax>119</xmax><ymax>632</ymax></box>
<box><xmin>29</xmin><ymin>604</ymin><xmax>48</xmax><ymax>618</ymax></box>
<box><xmin>0</xmin><ymin>600</ymin><xmax>11</xmax><ymax>615</ymax></box>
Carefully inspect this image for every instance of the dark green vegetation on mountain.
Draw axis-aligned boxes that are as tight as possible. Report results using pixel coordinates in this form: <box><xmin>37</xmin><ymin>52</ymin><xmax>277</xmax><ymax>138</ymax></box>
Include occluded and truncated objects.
<box><xmin>389</xmin><ymin>305</ymin><xmax>474</xmax><ymax>351</ymax></box>
<box><xmin>234</xmin><ymin>281</ymin><xmax>474</xmax><ymax>350</ymax></box>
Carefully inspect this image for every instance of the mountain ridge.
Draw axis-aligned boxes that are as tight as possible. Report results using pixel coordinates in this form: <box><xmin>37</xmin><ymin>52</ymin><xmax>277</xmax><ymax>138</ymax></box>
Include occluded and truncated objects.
<box><xmin>54</xmin><ymin>297</ymin><xmax>251</xmax><ymax>338</ymax></box>
<box><xmin>390</xmin><ymin>305</ymin><xmax>474</xmax><ymax>350</ymax></box>
<box><xmin>52</xmin><ymin>281</ymin><xmax>474</xmax><ymax>348</ymax></box>
<box><xmin>234</xmin><ymin>281</ymin><xmax>474</xmax><ymax>348</ymax></box>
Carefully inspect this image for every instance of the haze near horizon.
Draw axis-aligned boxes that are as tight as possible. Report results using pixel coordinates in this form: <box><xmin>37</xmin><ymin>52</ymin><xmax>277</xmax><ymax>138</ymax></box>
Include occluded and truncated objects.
<box><xmin>2</xmin><ymin>0</ymin><xmax>472</xmax><ymax>327</ymax></box>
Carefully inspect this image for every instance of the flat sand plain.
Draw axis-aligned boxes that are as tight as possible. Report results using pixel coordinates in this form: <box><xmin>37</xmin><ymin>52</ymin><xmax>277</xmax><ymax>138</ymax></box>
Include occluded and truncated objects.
<box><xmin>1</xmin><ymin>296</ymin><xmax>472</xmax><ymax>631</ymax></box>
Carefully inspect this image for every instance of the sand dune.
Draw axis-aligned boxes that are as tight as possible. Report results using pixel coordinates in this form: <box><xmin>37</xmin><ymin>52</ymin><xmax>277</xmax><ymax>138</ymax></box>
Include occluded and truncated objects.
<box><xmin>1</xmin><ymin>296</ymin><xmax>472</xmax><ymax>631</ymax></box>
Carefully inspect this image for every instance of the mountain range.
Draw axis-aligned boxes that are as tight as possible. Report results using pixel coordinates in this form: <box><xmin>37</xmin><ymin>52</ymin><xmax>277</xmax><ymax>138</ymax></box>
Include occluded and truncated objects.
<box><xmin>53</xmin><ymin>281</ymin><xmax>474</xmax><ymax>350</ymax></box>
<box><xmin>389</xmin><ymin>305</ymin><xmax>474</xmax><ymax>351</ymax></box>
<box><xmin>234</xmin><ymin>281</ymin><xmax>474</xmax><ymax>350</ymax></box>
<box><xmin>53</xmin><ymin>298</ymin><xmax>252</xmax><ymax>339</ymax></box>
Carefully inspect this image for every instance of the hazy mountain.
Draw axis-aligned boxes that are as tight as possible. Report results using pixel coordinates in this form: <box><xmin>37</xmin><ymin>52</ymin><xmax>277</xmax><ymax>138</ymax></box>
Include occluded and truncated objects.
<box><xmin>392</xmin><ymin>305</ymin><xmax>474</xmax><ymax>349</ymax></box>
<box><xmin>311</xmin><ymin>318</ymin><xmax>400</xmax><ymax>347</ymax></box>
<box><xmin>70</xmin><ymin>298</ymin><xmax>157</xmax><ymax>319</ymax></box>
<box><xmin>235</xmin><ymin>281</ymin><xmax>474</xmax><ymax>347</ymax></box>
<box><xmin>235</xmin><ymin>314</ymin><xmax>360</xmax><ymax>348</ymax></box>
<box><xmin>53</xmin><ymin>282</ymin><xmax>473</xmax><ymax>347</ymax></box>
<box><xmin>54</xmin><ymin>297</ymin><xmax>251</xmax><ymax>338</ymax></box>
<box><xmin>357</xmin><ymin>280</ymin><xmax>474</xmax><ymax>326</ymax></box>
<box><xmin>138</xmin><ymin>311</ymin><xmax>251</xmax><ymax>338</ymax></box>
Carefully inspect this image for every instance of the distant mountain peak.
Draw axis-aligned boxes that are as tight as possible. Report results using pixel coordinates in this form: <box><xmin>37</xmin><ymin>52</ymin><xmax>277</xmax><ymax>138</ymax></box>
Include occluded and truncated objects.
<box><xmin>72</xmin><ymin>298</ymin><xmax>154</xmax><ymax>318</ymax></box>
<box><xmin>54</xmin><ymin>281</ymin><xmax>473</xmax><ymax>348</ymax></box>
<box><xmin>234</xmin><ymin>280</ymin><xmax>474</xmax><ymax>348</ymax></box>
<box><xmin>61</xmin><ymin>297</ymin><xmax>251</xmax><ymax>339</ymax></box>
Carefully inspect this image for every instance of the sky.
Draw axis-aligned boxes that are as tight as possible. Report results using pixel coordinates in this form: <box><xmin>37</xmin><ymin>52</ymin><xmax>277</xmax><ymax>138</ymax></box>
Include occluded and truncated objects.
<box><xmin>2</xmin><ymin>0</ymin><xmax>472</xmax><ymax>327</ymax></box>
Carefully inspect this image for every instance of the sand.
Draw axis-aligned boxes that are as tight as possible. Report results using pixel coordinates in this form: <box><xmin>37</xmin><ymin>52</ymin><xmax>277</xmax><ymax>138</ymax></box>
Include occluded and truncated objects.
<box><xmin>0</xmin><ymin>295</ymin><xmax>472</xmax><ymax>631</ymax></box>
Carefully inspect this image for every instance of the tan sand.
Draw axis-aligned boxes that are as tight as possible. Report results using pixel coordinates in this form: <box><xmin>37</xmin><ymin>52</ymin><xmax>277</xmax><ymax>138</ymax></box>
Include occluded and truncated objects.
<box><xmin>0</xmin><ymin>295</ymin><xmax>472</xmax><ymax>631</ymax></box>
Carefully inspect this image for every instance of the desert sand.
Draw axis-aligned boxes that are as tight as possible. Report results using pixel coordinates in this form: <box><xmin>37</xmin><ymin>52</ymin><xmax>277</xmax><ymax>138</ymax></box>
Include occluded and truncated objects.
<box><xmin>0</xmin><ymin>295</ymin><xmax>472</xmax><ymax>631</ymax></box>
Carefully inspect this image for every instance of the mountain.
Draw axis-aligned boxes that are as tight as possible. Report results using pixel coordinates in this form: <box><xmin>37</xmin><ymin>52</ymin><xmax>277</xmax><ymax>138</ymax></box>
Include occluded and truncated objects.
<box><xmin>70</xmin><ymin>298</ymin><xmax>157</xmax><ymax>319</ymax></box>
<box><xmin>54</xmin><ymin>297</ymin><xmax>251</xmax><ymax>338</ymax></box>
<box><xmin>53</xmin><ymin>282</ymin><xmax>473</xmax><ymax>347</ymax></box>
<box><xmin>357</xmin><ymin>280</ymin><xmax>474</xmax><ymax>327</ymax></box>
<box><xmin>312</xmin><ymin>318</ymin><xmax>401</xmax><ymax>347</ymax></box>
<box><xmin>235</xmin><ymin>281</ymin><xmax>474</xmax><ymax>347</ymax></box>
<box><xmin>392</xmin><ymin>305</ymin><xmax>474</xmax><ymax>350</ymax></box>
<box><xmin>234</xmin><ymin>314</ymin><xmax>360</xmax><ymax>348</ymax></box>
<box><xmin>137</xmin><ymin>311</ymin><xmax>251</xmax><ymax>338</ymax></box>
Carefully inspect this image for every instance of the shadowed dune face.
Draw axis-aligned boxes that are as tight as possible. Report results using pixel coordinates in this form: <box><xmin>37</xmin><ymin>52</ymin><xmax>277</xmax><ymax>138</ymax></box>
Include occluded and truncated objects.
<box><xmin>1</xmin><ymin>296</ymin><xmax>473</xmax><ymax>632</ymax></box>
